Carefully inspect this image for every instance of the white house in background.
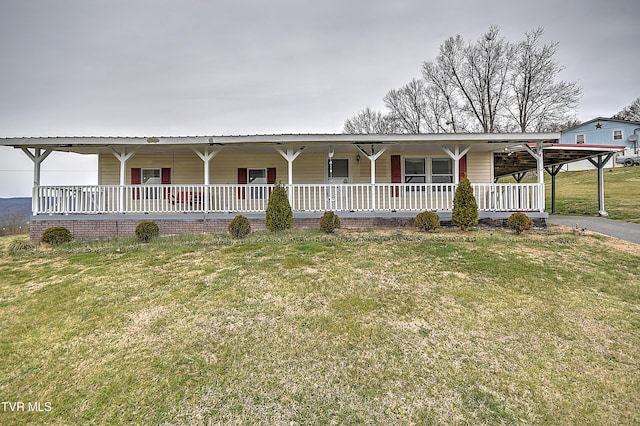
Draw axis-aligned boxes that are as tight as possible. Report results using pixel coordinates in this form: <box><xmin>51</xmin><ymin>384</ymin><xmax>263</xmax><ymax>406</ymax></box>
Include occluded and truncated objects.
<box><xmin>0</xmin><ymin>132</ymin><xmax>624</xmax><ymax>241</ymax></box>
<box><xmin>560</xmin><ymin>117</ymin><xmax>640</xmax><ymax>170</ymax></box>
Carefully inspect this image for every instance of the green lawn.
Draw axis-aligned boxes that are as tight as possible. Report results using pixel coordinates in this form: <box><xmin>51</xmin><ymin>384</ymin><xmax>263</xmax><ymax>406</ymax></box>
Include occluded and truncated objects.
<box><xmin>502</xmin><ymin>166</ymin><xmax>640</xmax><ymax>222</ymax></box>
<box><xmin>1</xmin><ymin>229</ymin><xmax>639</xmax><ymax>424</ymax></box>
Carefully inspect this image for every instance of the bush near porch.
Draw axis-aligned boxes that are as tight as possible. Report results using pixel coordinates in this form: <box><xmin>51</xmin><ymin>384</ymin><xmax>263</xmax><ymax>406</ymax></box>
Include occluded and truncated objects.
<box><xmin>1</xmin><ymin>229</ymin><xmax>639</xmax><ymax>425</ymax></box>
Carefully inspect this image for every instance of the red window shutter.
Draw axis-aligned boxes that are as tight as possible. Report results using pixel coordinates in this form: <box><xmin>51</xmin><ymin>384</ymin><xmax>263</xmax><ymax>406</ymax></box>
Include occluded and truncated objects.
<box><xmin>391</xmin><ymin>155</ymin><xmax>401</xmax><ymax>197</ymax></box>
<box><xmin>237</xmin><ymin>168</ymin><xmax>247</xmax><ymax>199</ymax></box>
<box><xmin>161</xmin><ymin>168</ymin><xmax>171</xmax><ymax>200</ymax></box>
<box><xmin>131</xmin><ymin>168</ymin><xmax>142</xmax><ymax>184</ymax></box>
<box><xmin>267</xmin><ymin>168</ymin><xmax>277</xmax><ymax>184</ymax></box>
<box><xmin>131</xmin><ymin>168</ymin><xmax>141</xmax><ymax>199</ymax></box>
<box><xmin>267</xmin><ymin>168</ymin><xmax>277</xmax><ymax>197</ymax></box>
<box><xmin>459</xmin><ymin>155</ymin><xmax>467</xmax><ymax>181</ymax></box>
<box><xmin>161</xmin><ymin>168</ymin><xmax>171</xmax><ymax>184</ymax></box>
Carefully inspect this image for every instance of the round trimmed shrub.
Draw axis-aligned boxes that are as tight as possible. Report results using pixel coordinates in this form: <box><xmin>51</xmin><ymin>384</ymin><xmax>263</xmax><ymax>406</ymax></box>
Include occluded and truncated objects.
<box><xmin>135</xmin><ymin>220</ymin><xmax>159</xmax><ymax>242</ymax></box>
<box><xmin>319</xmin><ymin>211</ymin><xmax>341</xmax><ymax>233</ymax></box>
<box><xmin>452</xmin><ymin>177</ymin><xmax>478</xmax><ymax>231</ymax></box>
<box><xmin>415</xmin><ymin>211</ymin><xmax>440</xmax><ymax>232</ymax></box>
<box><xmin>266</xmin><ymin>182</ymin><xmax>292</xmax><ymax>232</ymax></box>
<box><xmin>40</xmin><ymin>226</ymin><xmax>73</xmax><ymax>246</ymax></box>
<box><xmin>507</xmin><ymin>212</ymin><xmax>534</xmax><ymax>234</ymax></box>
<box><xmin>228</xmin><ymin>215</ymin><xmax>251</xmax><ymax>239</ymax></box>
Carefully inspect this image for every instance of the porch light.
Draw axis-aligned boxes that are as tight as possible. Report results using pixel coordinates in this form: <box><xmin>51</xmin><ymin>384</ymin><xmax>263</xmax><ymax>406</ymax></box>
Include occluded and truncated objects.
<box><xmin>356</xmin><ymin>153</ymin><xmax>360</xmax><ymax>163</ymax></box>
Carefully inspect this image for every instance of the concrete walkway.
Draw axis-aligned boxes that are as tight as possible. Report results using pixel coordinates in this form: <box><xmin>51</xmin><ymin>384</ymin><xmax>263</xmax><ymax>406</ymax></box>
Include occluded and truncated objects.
<box><xmin>547</xmin><ymin>215</ymin><xmax>640</xmax><ymax>245</ymax></box>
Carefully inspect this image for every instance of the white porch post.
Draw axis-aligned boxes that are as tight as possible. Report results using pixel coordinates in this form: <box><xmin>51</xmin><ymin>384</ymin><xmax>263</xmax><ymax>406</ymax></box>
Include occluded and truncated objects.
<box><xmin>356</xmin><ymin>145</ymin><xmax>387</xmax><ymax>211</ymax></box>
<box><xmin>275</xmin><ymin>146</ymin><xmax>305</xmax><ymax>185</ymax></box>
<box><xmin>440</xmin><ymin>144</ymin><xmax>471</xmax><ymax>185</ymax></box>
<box><xmin>111</xmin><ymin>147</ymin><xmax>137</xmax><ymax>213</ymax></box>
<box><xmin>524</xmin><ymin>142</ymin><xmax>545</xmax><ymax>212</ymax></box>
<box><xmin>193</xmin><ymin>147</ymin><xmax>221</xmax><ymax>213</ymax></box>
<box><xmin>21</xmin><ymin>147</ymin><xmax>53</xmax><ymax>215</ymax></box>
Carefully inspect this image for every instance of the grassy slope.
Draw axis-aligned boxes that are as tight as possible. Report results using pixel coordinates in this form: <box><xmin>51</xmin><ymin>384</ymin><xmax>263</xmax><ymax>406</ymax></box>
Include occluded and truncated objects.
<box><xmin>545</xmin><ymin>166</ymin><xmax>640</xmax><ymax>222</ymax></box>
<box><xmin>1</xmin><ymin>230</ymin><xmax>639</xmax><ymax>425</ymax></box>
<box><xmin>502</xmin><ymin>166</ymin><xmax>640</xmax><ymax>222</ymax></box>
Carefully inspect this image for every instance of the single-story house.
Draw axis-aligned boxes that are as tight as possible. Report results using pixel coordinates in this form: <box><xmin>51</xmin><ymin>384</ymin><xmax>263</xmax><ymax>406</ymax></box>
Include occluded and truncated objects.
<box><xmin>0</xmin><ymin>133</ymin><xmax>624</xmax><ymax>241</ymax></box>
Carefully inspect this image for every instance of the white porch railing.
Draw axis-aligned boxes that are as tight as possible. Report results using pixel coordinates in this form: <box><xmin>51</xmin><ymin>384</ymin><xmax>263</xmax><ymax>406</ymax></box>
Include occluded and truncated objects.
<box><xmin>32</xmin><ymin>183</ymin><xmax>544</xmax><ymax>215</ymax></box>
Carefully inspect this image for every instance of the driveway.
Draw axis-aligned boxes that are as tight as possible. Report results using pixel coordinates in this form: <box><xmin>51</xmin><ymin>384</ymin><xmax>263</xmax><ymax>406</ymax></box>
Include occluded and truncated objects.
<box><xmin>547</xmin><ymin>215</ymin><xmax>640</xmax><ymax>245</ymax></box>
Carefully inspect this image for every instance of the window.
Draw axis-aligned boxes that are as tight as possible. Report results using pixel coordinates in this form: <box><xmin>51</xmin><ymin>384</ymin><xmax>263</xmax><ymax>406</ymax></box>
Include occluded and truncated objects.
<box><xmin>613</xmin><ymin>130</ymin><xmax>623</xmax><ymax>141</ymax></box>
<box><xmin>576</xmin><ymin>134</ymin><xmax>585</xmax><ymax>144</ymax></box>
<box><xmin>431</xmin><ymin>158</ymin><xmax>453</xmax><ymax>184</ymax></box>
<box><xmin>404</xmin><ymin>158</ymin><xmax>426</xmax><ymax>183</ymax></box>
<box><xmin>142</xmin><ymin>169</ymin><xmax>161</xmax><ymax>199</ymax></box>
<box><xmin>249</xmin><ymin>169</ymin><xmax>267</xmax><ymax>199</ymax></box>
<box><xmin>327</xmin><ymin>158</ymin><xmax>349</xmax><ymax>183</ymax></box>
<box><xmin>142</xmin><ymin>169</ymin><xmax>161</xmax><ymax>184</ymax></box>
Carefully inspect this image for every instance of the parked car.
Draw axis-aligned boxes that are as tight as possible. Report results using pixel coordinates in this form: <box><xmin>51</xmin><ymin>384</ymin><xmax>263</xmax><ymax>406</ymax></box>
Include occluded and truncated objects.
<box><xmin>616</xmin><ymin>154</ymin><xmax>640</xmax><ymax>167</ymax></box>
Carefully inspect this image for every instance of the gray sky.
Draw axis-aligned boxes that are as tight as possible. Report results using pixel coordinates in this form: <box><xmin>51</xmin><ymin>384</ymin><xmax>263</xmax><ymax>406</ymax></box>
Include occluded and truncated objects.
<box><xmin>1</xmin><ymin>0</ymin><xmax>639</xmax><ymax>197</ymax></box>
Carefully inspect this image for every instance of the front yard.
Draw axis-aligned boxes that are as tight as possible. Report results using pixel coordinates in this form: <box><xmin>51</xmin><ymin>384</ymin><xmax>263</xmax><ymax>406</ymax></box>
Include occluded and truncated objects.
<box><xmin>1</xmin><ymin>228</ymin><xmax>639</xmax><ymax>424</ymax></box>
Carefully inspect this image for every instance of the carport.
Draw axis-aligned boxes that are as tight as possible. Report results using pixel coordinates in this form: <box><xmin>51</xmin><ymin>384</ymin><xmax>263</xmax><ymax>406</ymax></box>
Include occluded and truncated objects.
<box><xmin>494</xmin><ymin>143</ymin><xmax>625</xmax><ymax>216</ymax></box>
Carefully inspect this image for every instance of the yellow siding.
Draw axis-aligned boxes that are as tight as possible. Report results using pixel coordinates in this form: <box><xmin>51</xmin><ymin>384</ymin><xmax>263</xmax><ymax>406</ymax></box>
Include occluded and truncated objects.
<box><xmin>466</xmin><ymin>152</ymin><xmax>492</xmax><ymax>183</ymax></box>
<box><xmin>98</xmin><ymin>150</ymin><xmax>494</xmax><ymax>184</ymax></box>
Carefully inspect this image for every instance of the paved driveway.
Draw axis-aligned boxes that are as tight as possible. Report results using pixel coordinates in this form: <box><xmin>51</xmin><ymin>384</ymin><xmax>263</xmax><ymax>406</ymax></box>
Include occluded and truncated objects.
<box><xmin>547</xmin><ymin>215</ymin><xmax>640</xmax><ymax>245</ymax></box>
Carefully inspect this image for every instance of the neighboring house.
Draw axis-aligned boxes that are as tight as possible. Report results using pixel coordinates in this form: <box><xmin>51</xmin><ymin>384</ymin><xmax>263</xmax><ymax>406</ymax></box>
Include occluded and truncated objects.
<box><xmin>560</xmin><ymin>117</ymin><xmax>640</xmax><ymax>170</ymax></box>
<box><xmin>0</xmin><ymin>133</ymin><xmax>623</xmax><ymax>241</ymax></box>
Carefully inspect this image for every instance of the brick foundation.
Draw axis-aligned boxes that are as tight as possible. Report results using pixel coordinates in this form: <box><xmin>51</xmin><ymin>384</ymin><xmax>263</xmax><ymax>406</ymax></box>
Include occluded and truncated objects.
<box><xmin>29</xmin><ymin>216</ymin><xmax>420</xmax><ymax>242</ymax></box>
<box><xmin>29</xmin><ymin>214</ymin><xmax>546</xmax><ymax>242</ymax></box>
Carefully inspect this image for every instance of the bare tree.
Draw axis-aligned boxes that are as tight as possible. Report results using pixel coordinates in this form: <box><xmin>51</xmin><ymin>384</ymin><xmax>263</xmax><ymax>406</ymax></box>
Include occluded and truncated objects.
<box><xmin>422</xmin><ymin>61</ymin><xmax>467</xmax><ymax>132</ymax></box>
<box><xmin>612</xmin><ymin>97</ymin><xmax>640</xmax><ymax>122</ymax></box>
<box><xmin>343</xmin><ymin>107</ymin><xmax>396</xmax><ymax>134</ymax></box>
<box><xmin>345</xmin><ymin>26</ymin><xmax>581</xmax><ymax>134</ymax></box>
<box><xmin>383</xmin><ymin>79</ymin><xmax>429</xmax><ymax>134</ymax></box>
<box><xmin>507</xmin><ymin>28</ymin><xmax>582</xmax><ymax>132</ymax></box>
<box><xmin>426</xmin><ymin>26</ymin><xmax>513</xmax><ymax>132</ymax></box>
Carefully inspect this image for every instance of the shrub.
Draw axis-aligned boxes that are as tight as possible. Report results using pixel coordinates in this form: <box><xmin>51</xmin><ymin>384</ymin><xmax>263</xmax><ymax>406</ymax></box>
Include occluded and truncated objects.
<box><xmin>266</xmin><ymin>182</ymin><xmax>292</xmax><ymax>232</ymax></box>
<box><xmin>40</xmin><ymin>226</ymin><xmax>73</xmax><ymax>245</ymax></box>
<box><xmin>135</xmin><ymin>220</ymin><xmax>159</xmax><ymax>242</ymax></box>
<box><xmin>415</xmin><ymin>211</ymin><xmax>440</xmax><ymax>232</ymax></box>
<box><xmin>9</xmin><ymin>239</ymin><xmax>36</xmax><ymax>255</ymax></box>
<box><xmin>452</xmin><ymin>177</ymin><xmax>478</xmax><ymax>231</ymax></box>
<box><xmin>507</xmin><ymin>212</ymin><xmax>534</xmax><ymax>234</ymax></box>
<box><xmin>228</xmin><ymin>215</ymin><xmax>251</xmax><ymax>239</ymax></box>
<box><xmin>319</xmin><ymin>211</ymin><xmax>341</xmax><ymax>233</ymax></box>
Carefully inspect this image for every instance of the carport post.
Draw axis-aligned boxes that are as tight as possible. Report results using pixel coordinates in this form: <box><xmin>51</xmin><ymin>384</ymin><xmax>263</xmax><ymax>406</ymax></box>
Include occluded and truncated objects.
<box><xmin>523</xmin><ymin>142</ymin><xmax>545</xmax><ymax>212</ymax></box>
<box><xmin>587</xmin><ymin>153</ymin><xmax>614</xmax><ymax>217</ymax></box>
<box><xmin>544</xmin><ymin>164</ymin><xmax>564</xmax><ymax>214</ymax></box>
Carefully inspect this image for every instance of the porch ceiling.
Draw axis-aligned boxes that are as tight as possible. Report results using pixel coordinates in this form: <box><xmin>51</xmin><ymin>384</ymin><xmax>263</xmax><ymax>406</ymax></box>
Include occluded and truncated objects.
<box><xmin>494</xmin><ymin>144</ymin><xmax>625</xmax><ymax>177</ymax></box>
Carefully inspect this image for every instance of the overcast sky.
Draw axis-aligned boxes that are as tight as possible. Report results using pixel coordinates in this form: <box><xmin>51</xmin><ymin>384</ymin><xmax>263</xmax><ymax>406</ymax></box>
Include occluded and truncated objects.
<box><xmin>1</xmin><ymin>0</ymin><xmax>639</xmax><ymax>198</ymax></box>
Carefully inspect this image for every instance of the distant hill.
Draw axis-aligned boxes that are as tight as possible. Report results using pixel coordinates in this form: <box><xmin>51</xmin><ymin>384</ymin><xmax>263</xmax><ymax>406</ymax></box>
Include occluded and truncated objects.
<box><xmin>0</xmin><ymin>198</ymin><xmax>31</xmax><ymax>234</ymax></box>
<box><xmin>0</xmin><ymin>198</ymin><xmax>31</xmax><ymax>219</ymax></box>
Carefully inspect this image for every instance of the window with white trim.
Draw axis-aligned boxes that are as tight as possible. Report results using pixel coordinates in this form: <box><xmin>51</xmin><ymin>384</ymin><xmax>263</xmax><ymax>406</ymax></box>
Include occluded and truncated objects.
<box><xmin>431</xmin><ymin>158</ymin><xmax>453</xmax><ymax>184</ymax></box>
<box><xmin>613</xmin><ymin>130</ymin><xmax>623</xmax><ymax>141</ymax></box>
<box><xmin>404</xmin><ymin>158</ymin><xmax>426</xmax><ymax>184</ymax></box>
<box><xmin>249</xmin><ymin>169</ymin><xmax>266</xmax><ymax>199</ymax></box>
<box><xmin>142</xmin><ymin>168</ymin><xmax>161</xmax><ymax>199</ymax></box>
<box><xmin>576</xmin><ymin>134</ymin><xmax>585</xmax><ymax>144</ymax></box>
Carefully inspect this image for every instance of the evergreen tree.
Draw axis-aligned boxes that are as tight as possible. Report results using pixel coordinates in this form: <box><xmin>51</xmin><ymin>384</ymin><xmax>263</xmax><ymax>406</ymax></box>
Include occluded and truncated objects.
<box><xmin>452</xmin><ymin>177</ymin><xmax>478</xmax><ymax>231</ymax></box>
<box><xmin>265</xmin><ymin>182</ymin><xmax>292</xmax><ymax>232</ymax></box>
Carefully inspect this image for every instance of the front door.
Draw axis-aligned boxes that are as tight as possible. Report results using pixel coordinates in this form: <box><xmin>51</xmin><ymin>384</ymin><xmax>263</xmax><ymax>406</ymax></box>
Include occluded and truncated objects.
<box><xmin>326</xmin><ymin>158</ymin><xmax>350</xmax><ymax>210</ymax></box>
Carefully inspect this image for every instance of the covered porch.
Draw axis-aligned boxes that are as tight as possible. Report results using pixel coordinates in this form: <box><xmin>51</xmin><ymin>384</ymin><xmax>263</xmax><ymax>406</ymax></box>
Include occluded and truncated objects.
<box><xmin>3</xmin><ymin>133</ymin><xmax>559</xmax><ymax>218</ymax></box>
